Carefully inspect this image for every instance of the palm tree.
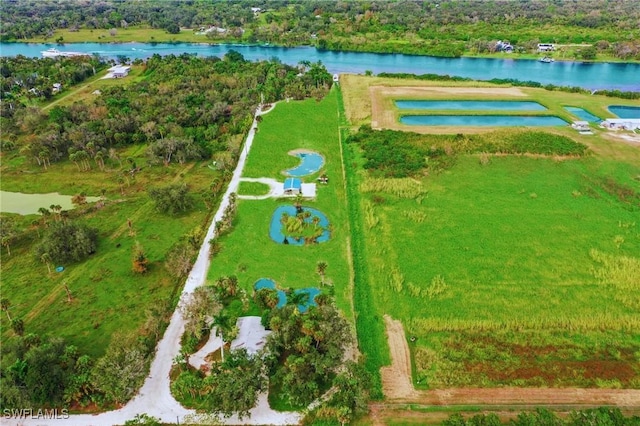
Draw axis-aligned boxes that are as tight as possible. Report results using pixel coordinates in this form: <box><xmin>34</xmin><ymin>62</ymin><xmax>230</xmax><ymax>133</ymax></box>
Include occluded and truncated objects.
<box><xmin>1</xmin><ymin>298</ymin><xmax>12</xmax><ymax>321</ymax></box>
<box><xmin>11</xmin><ymin>318</ymin><xmax>24</xmax><ymax>336</ymax></box>
<box><xmin>287</xmin><ymin>290</ymin><xmax>310</xmax><ymax>313</ymax></box>
<box><xmin>41</xmin><ymin>253</ymin><xmax>52</xmax><ymax>274</ymax></box>
<box><xmin>212</xmin><ymin>312</ymin><xmax>234</xmax><ymax>362</ymax></box>
<box><xmin>316</xmin><ymin>261</ymin><xmax>328</xmax><ymax>286</ymax></box>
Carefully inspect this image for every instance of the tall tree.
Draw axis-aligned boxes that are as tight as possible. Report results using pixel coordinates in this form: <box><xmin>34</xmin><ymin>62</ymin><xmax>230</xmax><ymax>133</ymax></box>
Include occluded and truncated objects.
<box><xmin>0</xmin><ymin>215</ymin><xmax>17</xmax><ymax>256</ymax></box>
<box><xmin>91</xmin><ymin>333</ymin><xmax>147</xmax><ymax>405</ymax></box>
<box><xmin>35</xmin><ymin>221</ymin><xmax>98</xmax><ymax>264</ymax></box>
<box><xmin>202</xmin><ymin>349</ymin><xmax>265</xmax><ymax>420</ymax></box>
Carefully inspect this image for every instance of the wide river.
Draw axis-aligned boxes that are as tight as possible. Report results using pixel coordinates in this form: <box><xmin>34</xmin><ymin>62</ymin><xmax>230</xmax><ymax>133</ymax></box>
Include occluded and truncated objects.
<box><xmin>2</xmin><ymin>42</ymin><xmax>639</xmax><ymax>91</ymax></box>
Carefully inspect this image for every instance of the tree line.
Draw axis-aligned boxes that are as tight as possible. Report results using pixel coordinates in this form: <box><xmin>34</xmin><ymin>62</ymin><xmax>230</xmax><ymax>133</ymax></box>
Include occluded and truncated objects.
<box><xmin>1</xmin><ymin>52</ymin><xmax>332</xmax><ymax>175</ymax></box>
<box><xmin>2</xmin><ymin>1</ymin><xmax>639</xmax><ymax>60</ymax></box>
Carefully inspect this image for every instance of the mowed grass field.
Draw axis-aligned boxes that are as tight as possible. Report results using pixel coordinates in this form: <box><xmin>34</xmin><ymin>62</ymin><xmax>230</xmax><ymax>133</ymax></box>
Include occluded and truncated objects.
<box><xmin>341</xmin><ymin>75</ymin><xmax>640</xmax><ymax>389</ymax></box>
<box><xmin>24</xmin><ymin>26</ymin><xmax>213</xmax><ymax>44</ymax></box>
<box><xmin>207</xmin><ymin>89</ymin><xmax>354</xmax><ymax>319</ymax></box>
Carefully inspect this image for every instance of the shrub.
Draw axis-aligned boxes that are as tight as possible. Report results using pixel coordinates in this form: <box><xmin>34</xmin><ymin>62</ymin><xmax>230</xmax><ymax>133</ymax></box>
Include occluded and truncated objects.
<box><xmin>148</xmin><ymin>183</ymin><xmax>193</xmax><ymax>215</ymax></box>
<box><xmin>35</xmin><ymin>221</ymin><xmax>98</xmax><ymax>264</ymax></box>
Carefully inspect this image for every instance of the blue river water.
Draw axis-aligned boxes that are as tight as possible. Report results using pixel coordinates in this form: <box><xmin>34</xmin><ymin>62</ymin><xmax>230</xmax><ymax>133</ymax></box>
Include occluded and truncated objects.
<box><xmin>1</xmin><ymin>42</ymin><xmax>639</xmax><ymax>91</ymax></box>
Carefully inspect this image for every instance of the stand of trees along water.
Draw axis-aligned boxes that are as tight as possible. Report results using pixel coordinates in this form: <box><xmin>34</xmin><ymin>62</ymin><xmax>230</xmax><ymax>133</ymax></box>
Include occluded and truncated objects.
<box><xmin>1</xmin><ymin>0</ymin><xmax>639</xmax><ymax>60</ymax></box>
<box><xmin>0</xmin><ymin>52</ymin><xmax>333</xmax><ymax>410</ymax></box>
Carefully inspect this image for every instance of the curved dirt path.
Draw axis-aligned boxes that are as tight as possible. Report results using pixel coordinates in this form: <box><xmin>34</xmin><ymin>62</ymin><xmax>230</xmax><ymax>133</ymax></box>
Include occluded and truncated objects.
<box><xmin>10</xmin><ymin>104</ymin><xmax>301</xmax><ymax>426</ymax></box>
<box><xmin>380</xmin><ymin>315</ymin><xmax>640</xmax><ymax>410</ymax></box>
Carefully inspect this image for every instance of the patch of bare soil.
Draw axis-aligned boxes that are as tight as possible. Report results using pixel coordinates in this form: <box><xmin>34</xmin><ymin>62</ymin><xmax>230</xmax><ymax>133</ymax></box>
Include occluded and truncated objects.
<box><xmin>374</xmin><ymin>86</ymin><xmax>527</xmax><ymax>98</ymax></box>
<box><xmin>601</xmin><ymin>131</ymin><xmax>640</xmax><ymax>145</ymax></box>
<box><xmin>379</xmin><ymin>316</ymin><xmax>640</xmax><ymax>412</ymax></box>
<box><xmin>380</xmin><ymin>315</ymin><xmax>419</xmax><ymax>400</ymax></box>
<box><xmin>369</xmin><ymin>85</ymin><xmax>527</xmax><ymax>133</ymax></box>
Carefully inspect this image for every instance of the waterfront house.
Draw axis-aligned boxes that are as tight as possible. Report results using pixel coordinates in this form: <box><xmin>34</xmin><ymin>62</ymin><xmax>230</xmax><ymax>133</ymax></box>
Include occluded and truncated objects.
<box><xmin>108</xmin><ymin>65</ymin><xmax>131</xmax><ymax>78</ymax></box>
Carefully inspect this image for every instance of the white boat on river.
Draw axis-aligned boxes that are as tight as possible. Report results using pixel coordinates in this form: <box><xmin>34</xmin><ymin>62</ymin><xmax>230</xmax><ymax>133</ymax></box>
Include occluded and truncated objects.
<box><xmin>41</xmin><ymin>48</ymin><xmax>88</xmax><ymax>58</ymax></box>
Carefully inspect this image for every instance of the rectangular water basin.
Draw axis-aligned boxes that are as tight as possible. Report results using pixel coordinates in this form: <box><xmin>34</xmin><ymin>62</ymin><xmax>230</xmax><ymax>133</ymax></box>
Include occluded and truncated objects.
<box><xmin>609</xmin><ymin>105</ymin><xmax>640</xmax><ymax>119</ymax></box>
<box><xmin>400</xmin><ymin>115</ymin><xmax>568</xmax><ymax>127</ymax></box>
<box><xmin>564</xmin><ymin>106</ymin><xmax>601</xmax><ymax>122</ymax></box>
<box><xmin>395</xmin><ymin>100</ymin><xmax>547</xmax><ymax>111</ymax></box>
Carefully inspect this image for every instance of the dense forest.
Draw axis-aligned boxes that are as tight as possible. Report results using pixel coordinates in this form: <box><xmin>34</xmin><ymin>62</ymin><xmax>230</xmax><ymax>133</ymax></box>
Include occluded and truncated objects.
<box><xmin>0</xmin><ymin>52</ymin><xmax>333</xmax><ymax>411</ymax></box>
<box><xmin>1</xmin><ymin>0</ymin><xmax>639</xmax><ymax>60</ymax></box>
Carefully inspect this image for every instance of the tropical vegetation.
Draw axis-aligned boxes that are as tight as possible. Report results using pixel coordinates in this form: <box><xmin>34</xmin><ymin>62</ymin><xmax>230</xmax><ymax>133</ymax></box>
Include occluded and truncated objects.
<box><xmin>2</xmin><ymin>1</ymin><xmax>639</xmax><ymax>61</ymax></box>
<box><xmin>0</xmin><ymin>52</ymin><xmax>333</xmax><ymax>411</ymax></box>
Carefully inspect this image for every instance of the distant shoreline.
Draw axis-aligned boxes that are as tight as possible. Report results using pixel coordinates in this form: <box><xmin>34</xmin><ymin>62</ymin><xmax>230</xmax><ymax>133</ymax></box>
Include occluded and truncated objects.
<box><xmin>7</xmin><ymin>26</ymin><xmax>638</xmax><ymax>65</ymax></box>
<box><xmin>4</xmin><ymin>40</ymin><xmax>639</xmax><ymax>65</ymax></box>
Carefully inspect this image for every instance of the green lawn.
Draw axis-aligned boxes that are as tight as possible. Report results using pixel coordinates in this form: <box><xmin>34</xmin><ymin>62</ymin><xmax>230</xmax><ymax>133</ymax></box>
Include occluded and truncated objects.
<box><xmin>238</xmin><ymin>181</ymin><xmax>271</xmax><ymax>196</ymax></box>
<box><xmin>208</xmin><ymin>90</ymin><xmax>353</xmax><ymax>319</ymax></box>
<box><xmin>24</xmin><ymin>26</ymin><xmax>211</xmax><ymax>44</ymax></box>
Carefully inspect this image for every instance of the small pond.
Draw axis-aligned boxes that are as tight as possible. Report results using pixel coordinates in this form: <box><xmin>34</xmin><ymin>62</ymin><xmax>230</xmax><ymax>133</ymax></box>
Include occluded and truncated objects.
<box><xmin>269</xmin><ymin>205</ymin><xmax>330</xmax><ymax>245</ymax></box>
<box><xmin>563</xmin><ymin>106</ymin><xmax>601</xmax><ymax>123</ymax></box>
<box><xmin>609</xmin><ymin>105</ymin><xmax>640</xmax><ymax>119</ymax></box>
<box><xmin>400</xmin><ymin>115</ymin><xmax>568</xmax><ymax>127</ymax></box>
<box><xmin>285</xmin><ymin>151</ymin><xmax>324</xmax><ymax>177</ymax></box>
<box><xmin>253</xmin><ymin>278</ymin><xmax>319</xmax><ymax>312</ymax></box>
<box><xmin>395</xmin><ymin>100</ymin><xmax>547</xmax><ymax>111</ymax></box>
<box><xmin>0</xmin><ymin>191</ymin><xmax>101</xmax><ymax>215</ymax></box>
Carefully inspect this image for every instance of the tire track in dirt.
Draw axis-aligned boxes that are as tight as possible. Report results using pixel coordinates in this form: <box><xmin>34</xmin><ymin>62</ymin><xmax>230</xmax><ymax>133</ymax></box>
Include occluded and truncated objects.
<box><xmin>381</xmin><ymin>315</ymin><xmax>418</xmax><ymax>400</ymax></box>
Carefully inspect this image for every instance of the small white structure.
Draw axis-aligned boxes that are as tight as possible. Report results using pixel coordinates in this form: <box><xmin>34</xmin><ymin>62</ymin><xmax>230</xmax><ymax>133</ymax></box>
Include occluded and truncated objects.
<box><xmin>52</xmin><ymin>83</ymin><xmax>62</xmax><ymax>93</ymax></box>
<box><xmin>251</xmin><ymin>7</ymin><xmax>262</xmax><ymax>14</ymax></box>
<box><xmin>283</xmin><ymin>177</ymin><xmax>302</xmax><ymax>195</ymax></box>
<box><xmin>537</xmin><ymin>43</ymin><xmax>555</xmax><ymax>52</ymax></box>
<box><xmin>601</xmin><ymin>118</ymin><xmax>640</xmax><ymax>131</ymax></box>
<box><xmin>571</xmin><ymin>121</ymin><xmax>590</xmax><ymax>131</ymax></box>
<box><xmin>332</xmin><ymin>73</ymin><xmax>339</xmax><ymax>83</ymax></box>
<box><xmin>108</xmin><ymin>65</ymin><xmax>131</xmax><ymax>78</ymax></box>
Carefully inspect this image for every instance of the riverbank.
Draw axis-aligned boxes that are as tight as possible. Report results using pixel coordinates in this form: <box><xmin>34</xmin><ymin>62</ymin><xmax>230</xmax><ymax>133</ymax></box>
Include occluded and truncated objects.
<box><xmin>14</xmin><ymin>27</ymin><xmax>639</xmax><ymax>65</ymax></box>
<box><xmin>3</xmin><ymin>42</ymin><xmax>639</xmax><ymax>92</ymax></box>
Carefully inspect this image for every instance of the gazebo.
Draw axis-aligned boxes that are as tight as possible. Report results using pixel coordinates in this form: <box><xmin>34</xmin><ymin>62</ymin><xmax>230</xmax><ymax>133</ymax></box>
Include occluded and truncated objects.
<box><xmin>283</xmin><ymin>178</ymin><xmax>302</xmax><ymax>195</ymax></box>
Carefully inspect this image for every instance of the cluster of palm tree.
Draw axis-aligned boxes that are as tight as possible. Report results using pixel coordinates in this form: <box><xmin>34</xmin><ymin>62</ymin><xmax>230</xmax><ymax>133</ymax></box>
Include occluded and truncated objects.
<box><xmin>280</xmin><ymin>208</ymin><xmax>325</xmax><ymax>244</ymax></box>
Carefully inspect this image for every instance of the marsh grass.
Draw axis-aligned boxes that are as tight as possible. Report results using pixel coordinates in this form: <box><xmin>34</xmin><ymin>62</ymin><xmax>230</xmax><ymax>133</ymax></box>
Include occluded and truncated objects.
<box><xmin>590</xmin><ymin>249</ymin><xmax>640</xmax><ymax>309</ymax></box>
<box><xmin>360</xmin><ymin>154</ymin><xmax>640</xmax><ymax>387</ymax></box>
<box><xmin>361</xmin><ymin>177</ymin><xmax>427</xmax><ymax>199</ymax></box>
